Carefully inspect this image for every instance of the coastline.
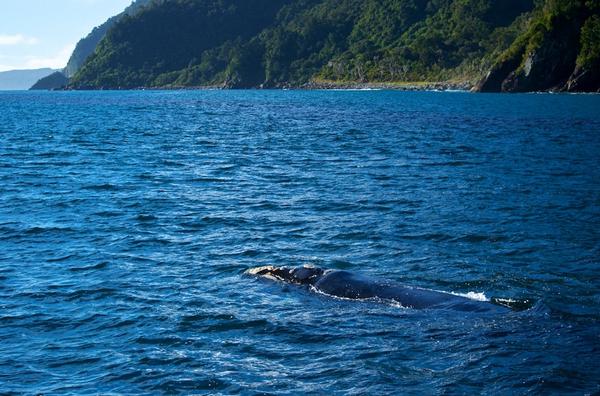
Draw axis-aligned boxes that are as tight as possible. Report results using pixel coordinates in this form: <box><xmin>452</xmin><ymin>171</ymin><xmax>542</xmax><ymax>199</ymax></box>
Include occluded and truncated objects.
<box><xmin>65</xmin><ymin>79</ymin><xmax>475</xmax><ymax>92</ymax></box>
<box><xmin>61</xmin><ymin>81</ymin><xmax>600</xmax><ymax>93</ymax></box>
<box><xmin>298</xmin><ymin>79</ymin><xmax>474</xmax><ymax>91</ymax></box>
<box><xmin>58</xmin><ymin>77</ymin><xmax>599</xmax><ymax>93</ymax></box>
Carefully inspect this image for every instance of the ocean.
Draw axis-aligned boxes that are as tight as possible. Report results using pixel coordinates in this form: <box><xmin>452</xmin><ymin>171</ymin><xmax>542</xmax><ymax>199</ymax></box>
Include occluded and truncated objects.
<box><xmin>1</xmin><ymin>90</ymin><xmax>599</xmax><ymax>394</ymax></box>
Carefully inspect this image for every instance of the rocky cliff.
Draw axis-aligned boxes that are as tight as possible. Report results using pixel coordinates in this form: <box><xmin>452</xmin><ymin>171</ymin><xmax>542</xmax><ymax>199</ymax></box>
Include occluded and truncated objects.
<box><xmin>474</xmin><ymin>0</ymin><xmax>600</xmax><ymax>93</ymax></box>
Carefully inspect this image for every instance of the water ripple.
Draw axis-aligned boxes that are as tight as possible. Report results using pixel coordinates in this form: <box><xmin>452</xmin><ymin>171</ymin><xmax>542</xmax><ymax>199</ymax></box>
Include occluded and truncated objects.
<box><xmin>0</xmin><ymin>90</ymin><xmax>599</xmax><ymax>394</ymax></box>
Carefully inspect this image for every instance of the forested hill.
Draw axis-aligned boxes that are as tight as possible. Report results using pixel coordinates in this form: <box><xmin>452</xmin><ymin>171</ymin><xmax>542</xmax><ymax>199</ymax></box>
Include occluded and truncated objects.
<box><xmin>69</xmin><ymin>0</ymin><xmax>600</xmax><ymax>92</ymax></box>
<box><xmin>63</xmin><ymin>0</ymin><xmax>154</xmax><ymax>77</ymax></box>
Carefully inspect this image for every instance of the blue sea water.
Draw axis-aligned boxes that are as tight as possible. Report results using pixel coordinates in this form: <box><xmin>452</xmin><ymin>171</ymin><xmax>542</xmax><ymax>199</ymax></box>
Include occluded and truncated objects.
<box><xmin>0</xmin><ymin>90</ymin><xmax>599</xmax><ymax>394</ymax></box>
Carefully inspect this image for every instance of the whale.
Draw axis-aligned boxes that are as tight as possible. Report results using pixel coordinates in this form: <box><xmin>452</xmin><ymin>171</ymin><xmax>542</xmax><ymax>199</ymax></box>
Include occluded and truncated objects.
<box><xmin>247</xmin><ymin>265</ymin><xmax>510</xmax><ymax>313</ymax></box>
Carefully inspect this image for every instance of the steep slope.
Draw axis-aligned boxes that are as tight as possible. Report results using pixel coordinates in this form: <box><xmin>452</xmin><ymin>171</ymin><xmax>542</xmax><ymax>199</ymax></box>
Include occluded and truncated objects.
<box><xmin>72</xmin><ymin>0</ymin><xmax>536</xmax><ymax>89</ymax></box>
<box><xmin>318</xmin><ymin>0</ymin><xmax>533</xmax><ymax>83</ymax></box>
<box><xmin>566</xmin><ymin>14</ymin><xmax>600</xmax><ymax>91</ymax></box>
<box><xmin>70</xmin><ymin>0</ymin><xmax>597</xmax><ymax>91</ymax></box>
<box><xmin>64</xmin><ymin>0</ymin><xmax>154</xmax><ymax>77</ymax></box>
<box><xmin>474</xmin><ymin>0</ymin><xmax>600</xmax><ymax>92</ymax></box>
<box><xmin>72</xmin><ymin>0</ymin><xmax>294</xmax><ymax>89</ymax></box>
<box><xmin>0</xmin><ymin>68</ymin><xmax>56</xmax><ymax>90</ymax></box>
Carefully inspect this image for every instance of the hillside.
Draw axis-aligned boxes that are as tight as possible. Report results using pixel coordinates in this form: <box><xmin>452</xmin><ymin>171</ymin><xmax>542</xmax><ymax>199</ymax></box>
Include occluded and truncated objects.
<box><xmin>63</xmin><ymin>0</ymin><xmax>154</xmax><ymax>78</ymax></box>
<box><xmin>30</xmin><ymin>72</ymin><xmax>69</xmax><ymax>90</ymax></box>
<box><xmin>69</xmin><ymin>0</ymin><xmax>599</xmax><ymax>92</ymax></box>
<box><xmin>475</xmin><ymin>0</ymin><xmax>600</xmax><ymax>92</ymax></box>
<box><xmin>71</xmin><ymin>0</ymin><xmax>294</xmax><ymax>88</ymax></box>
<box><xmin>0</xmin><ymin>68</ymin><xmax>56</xmax><ymax>90</ymax></box>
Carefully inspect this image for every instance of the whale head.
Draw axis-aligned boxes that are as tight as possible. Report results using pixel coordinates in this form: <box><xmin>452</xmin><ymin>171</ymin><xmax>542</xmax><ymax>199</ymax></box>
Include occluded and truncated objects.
<box><xmin>247</xmin><ymin>265</ymin><xmax>325</xmax><ymax>286</ymax></box>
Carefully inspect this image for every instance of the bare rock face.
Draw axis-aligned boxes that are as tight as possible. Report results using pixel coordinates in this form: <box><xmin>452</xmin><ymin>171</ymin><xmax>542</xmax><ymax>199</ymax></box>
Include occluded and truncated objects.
<box><xmin>472</xmin><ymin>56</ymin><xmax>521</xmax><ymax>93</ymax></box>
<box><xmin>564</xmin><ymin>65</ymin><xmax>600</xmax><ymax>92</ymax></box>
<box><xmin>474</xmin><ymin>15</ymin><xmax>582</xmax><ymax>93</ymax></box>
<box><xmin>473</xmin><ymin>1</ymin><xmax>600</xmax><ymax>94</ymax></box>
<box><xmin>505</xmin><ymin>22</ymin><xmax>580</xmax><ymax>92</ymax></box>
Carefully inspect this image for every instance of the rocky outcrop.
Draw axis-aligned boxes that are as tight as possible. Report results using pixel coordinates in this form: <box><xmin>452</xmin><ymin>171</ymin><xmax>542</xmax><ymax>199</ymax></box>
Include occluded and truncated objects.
<box><xmin>565</xmin><ymin>14</ymin><xmax>600</xmax><ymax>92</ymax></box>
<box><xmin>502</xmin><ymin>18</ymin><xmax>580</xmax><ymax>92</ymax></box>
<box><xmin>475</xmin><ymin>31</ymin><xmax>580</xmax><ymax>92</ymax></box>
<box><xmin>564</xmin><ymin>65</ymin><xmax>600</xmax><ymax>92</ymax></box>
<box><xmin>474</xmin><ymin>2</ymin><xmax>600</xmax><ymax>93</ymax></box>
<box><xmin>473</xmin><ymin>55</ymin><xmax>521</xmax><ymax>92</ymax></box>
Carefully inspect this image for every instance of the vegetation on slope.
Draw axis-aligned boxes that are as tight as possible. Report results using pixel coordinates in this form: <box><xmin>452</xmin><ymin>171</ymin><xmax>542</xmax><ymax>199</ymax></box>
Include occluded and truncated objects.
<box><xmin>63</xmin><ymin>0</ymin><xmax>154</xmax><ymax>77</ymax></box>
<box><xmin>69</xmin><ymin>0</ymin><xmax>598</xmax><ymax>91</ymax></box>
<box><xmin>70</xmin><ymin>0</ymin><xmax>536</xmax><ymax>89</ymax></box>
<box><xmin>30</xmin><ymin>72</ymin><xmax>69</xmax><ymax>90</ymax></box>
<box><xmin>475</xmin><ymin>0</ymin><xmax>600</xmax><ymax>92</ymax></box>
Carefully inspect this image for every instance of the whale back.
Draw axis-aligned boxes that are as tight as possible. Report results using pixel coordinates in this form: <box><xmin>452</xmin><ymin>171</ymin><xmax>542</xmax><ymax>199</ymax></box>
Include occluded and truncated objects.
<box><xmin>314</xmin><ymin>271</ymin><xmax>509</xmax><ymax>312</ymax></box>
<box><xmin>291</xmin><ymin>266</ymin><xmax>326</xmax><ymax>284</ymax></box>
<box><xmin>314</xmin><ymin>271</ymin><xmax>381</xmax><ymax>299</ymax></box>
<box><xmin>248</xmin><ymin>266</ymin><xmax>510</xmax><ymax>312</ymax></box>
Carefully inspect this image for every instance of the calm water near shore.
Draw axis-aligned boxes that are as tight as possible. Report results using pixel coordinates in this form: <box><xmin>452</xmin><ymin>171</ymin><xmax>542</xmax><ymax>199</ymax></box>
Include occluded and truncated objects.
<box><xmin>1</xmin><ymin>90</ymin><xmax>599</xmax><ymax>394</ymax></box>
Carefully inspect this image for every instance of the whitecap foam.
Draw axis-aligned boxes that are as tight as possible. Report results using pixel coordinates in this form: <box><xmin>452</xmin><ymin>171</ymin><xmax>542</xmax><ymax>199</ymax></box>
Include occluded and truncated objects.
<box><xmin>448</xmin><ymin>291</ymin><xmax>489</xmax><ymax>302</ymax></box>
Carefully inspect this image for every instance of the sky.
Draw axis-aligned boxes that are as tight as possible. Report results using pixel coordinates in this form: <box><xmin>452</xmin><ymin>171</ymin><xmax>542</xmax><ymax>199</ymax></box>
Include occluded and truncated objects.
<box><xmin>0</xmin><ymin>0</ymin><xmax>133</xmax><ymax>72</ymax></box>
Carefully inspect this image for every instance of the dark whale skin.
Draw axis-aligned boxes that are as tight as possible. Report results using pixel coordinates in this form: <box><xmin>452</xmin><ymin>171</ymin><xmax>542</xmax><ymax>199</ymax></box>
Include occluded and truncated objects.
<box><xmin>314</xmin><ymin>271</ymin><xmax>507</xmax><ymax>312</ymax></box>
<box><xmin>248</xmin><ymin>266</ymin><xmax>510</xmax><ymax>313</ymax></box>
